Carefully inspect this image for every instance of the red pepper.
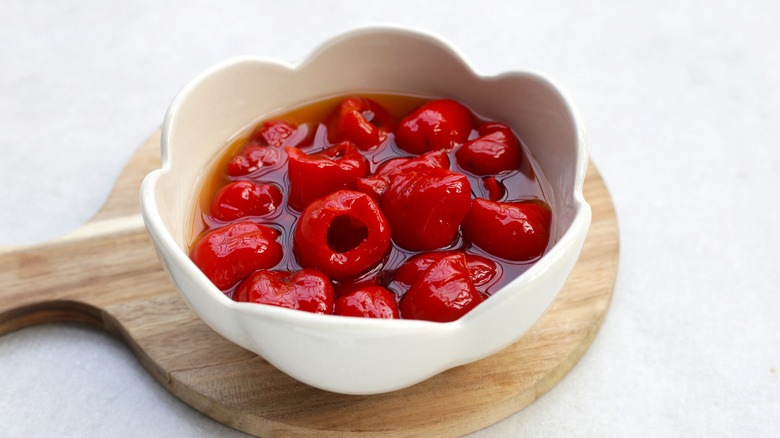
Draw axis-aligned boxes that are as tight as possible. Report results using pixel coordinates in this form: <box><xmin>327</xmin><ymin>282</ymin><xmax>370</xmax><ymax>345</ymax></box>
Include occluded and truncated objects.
<box><xmin>355</xmin><ymin>151</ymin><xmax>451</xmax><ymax>203</ymax></box>
<box><xmin>462</xmin><ymin>198</ymin><xmax>552</xmax><ymax>261</ymax></box>
<box><xmin>394</xmin><ymin>250</ymin><xmax>500</xmax><ymax>289</ymax></box>
<box><xmin>330</xmin><ymin>264</ymin><xmax>393</xmax><ymax>297</ymax></box>
<box><xmin>210</xmin><ymin>181</ymin><xmax>282</xmax><ymax>222</ymax></box>
<box><xmin>399</xmin><ymin>253</ymin><xmax>483</xmax><ymax>322</ymax></box>
<box><xmin>190</xmin><ymin>222</ymin><xmax>283</xmax><ymax>290</ymax></box>
<box><xmin>226</xmin><ymin>141</ymin><xmax>280</xmax><ymax>177</ymax></box>
<box><xmin>482</xmin><ymin>176</ymin><xmax>505</xmax><ymax>202</ymax></box>
<box><xmin>334</xmin><ymin>286</ymin><xmax>399</xmax><ymax>319</ymax></box>
<box><xmin>325</xmin><ymin>97</ymin><xmax>396</xmax><ymax>151</ymax></box>
<box><xmin>355</xmin><ymin>174</ymin><xmax>390</xmax><ymax>202</ymax></box>
<box><xmin>375</xmin><ymin>150</ymin><xmax>450</xmax><ymax>181</ymax></box>
<box><xmin>226</xmin><ymin>120</ymin><xmax>306</xmax><ymax>178</ymax></box>
<box><xmin>381</xmin><ymin>168</ymin><xmax>472</xmax><ymax>251</ymax></box>
<box><xmin>455</xmin><ymin>122</ymin><xmax>521</xmax><ymax>175</ymax></box>
<box><xmin>293</xmin><ymin>190</ymin><xmax>391</xmax><ymax>280</ymax></box>
<box><xmin>285</xmin><ymin>141</ymin><xmax>368</xmax><ymax>211</ymax></box>
<box><xmin>395</xmin><ymin>99</ymin><xmax>474</xmax><ymax>154</ymax></box>
<box><xmin>251</xmin><ymin>120</ymin><xmax>303</xmax><ymax>147</ymax></box>
<box><xmin>234</xmin><ymin>269</ymin><xmax>335</xmax><ymax>314</ymax></box>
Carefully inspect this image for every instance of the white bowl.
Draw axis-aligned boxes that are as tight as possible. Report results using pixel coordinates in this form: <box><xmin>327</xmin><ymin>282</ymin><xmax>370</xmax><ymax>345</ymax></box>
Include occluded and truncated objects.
<box><xmin>140</xmin><ymin>25</ymin><xmax>591</xmax><ymax>395</ymax></box>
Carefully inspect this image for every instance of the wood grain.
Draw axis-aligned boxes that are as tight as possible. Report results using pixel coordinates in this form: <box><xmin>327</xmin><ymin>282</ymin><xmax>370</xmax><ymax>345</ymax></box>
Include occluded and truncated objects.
<box><xmin>0</xmin><ymin>130</ymin><xmax>619</xmax><ymax>437</ymax></box>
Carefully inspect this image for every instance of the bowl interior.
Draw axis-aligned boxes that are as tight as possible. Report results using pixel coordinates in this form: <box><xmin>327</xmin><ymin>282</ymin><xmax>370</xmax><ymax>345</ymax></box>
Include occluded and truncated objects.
<box><xmin>155</xmin><ymin>28</ymin><xmax>582</xmax><ymax>257</ymax></box>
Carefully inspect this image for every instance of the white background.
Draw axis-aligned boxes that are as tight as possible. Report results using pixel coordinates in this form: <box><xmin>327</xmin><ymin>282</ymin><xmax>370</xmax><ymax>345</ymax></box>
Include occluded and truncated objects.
<box><xmin>1</xmin><ymin>1</ymin><xmax>779</xmax><ymax>436</ymax></box>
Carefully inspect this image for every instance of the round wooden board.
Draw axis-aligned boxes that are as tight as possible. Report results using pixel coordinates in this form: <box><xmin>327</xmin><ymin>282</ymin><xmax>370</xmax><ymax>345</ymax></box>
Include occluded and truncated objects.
<box><xmin>0</xmin><ymin>130</ymin><xmax>619</xmax><ymax>437</ymax></box>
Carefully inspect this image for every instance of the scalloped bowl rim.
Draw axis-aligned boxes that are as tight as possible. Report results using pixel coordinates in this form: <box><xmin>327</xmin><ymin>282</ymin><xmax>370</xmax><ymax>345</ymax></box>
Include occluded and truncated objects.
<box><xmin>140</xmin><ymin>25</ymin><xmax>591</xmax><ymax>394</ymax></box>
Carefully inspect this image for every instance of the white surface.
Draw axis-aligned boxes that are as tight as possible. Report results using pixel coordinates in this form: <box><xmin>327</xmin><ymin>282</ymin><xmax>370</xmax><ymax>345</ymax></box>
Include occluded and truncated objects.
<box><xmin>1</xmin><ymin>0</ymin><xmax>778</xmax><ymax>436</ymax></box>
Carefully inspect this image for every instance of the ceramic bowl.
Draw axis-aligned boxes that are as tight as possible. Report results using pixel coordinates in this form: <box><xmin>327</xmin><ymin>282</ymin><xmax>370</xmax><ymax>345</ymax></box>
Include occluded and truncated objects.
<box><xmin>140</xmin><ymin>26</ymin><xmax>591</xmax><ymax>395</ymax></box>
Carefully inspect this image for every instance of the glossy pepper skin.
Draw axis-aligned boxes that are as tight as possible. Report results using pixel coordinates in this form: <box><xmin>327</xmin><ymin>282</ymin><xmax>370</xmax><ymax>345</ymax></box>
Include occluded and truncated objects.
<box><xmin>210</xmin><ymin>181</ymin><xmax>283</xmax><ymax>222</ymax></box>
<box><xmin>455</xmin><ymin>122</ymin><xmax>522</xmax><ymax>175</ymax></box>
<box><xmin>356</xmin><ymin>150</ymin><xmax>451</xmax><ymax>202</ymax></box>
<box><xmin>286</xmin><ymin>141</ymin><xmax>368</xmax><ymax>211</ymax></box>
<box><xmin>399</xmin><ymin>253</ymin><xmax>483</xmax><ymax>322</ymax></box>
<box><xmin>375</xmin><ymin>150</ymin><xmax>450</xmax><ymax>181</ymax></box>
<box><xmin>395</xmin><ymin>99</ymin><xmax>474</xmax><ymax>154</ymax></box>
<box><xmin>190</xmin><ymin>222</ymin><xmax>283</xmax><ymax>290</ymax></box>
<box><xmin>355</xmin><ymin>175</ymin><xmax>390</xmax><ymax>202</ymax></box>
<box><xmin>234</xmin><ymin>269</ymin><xmax>335</xmax><ymax>314</ymax></box>
<box><xmin>325</xmin><ymin>97</ymin><xmax>396</xmax><ymax>151</ymax></box>
<box><xmin>226</xmin><ymin>120</ymin><xmax>305</xmax><ymax>178</ymax></box>
<box><xmin>481</xmin><ymin>176</ymin><xmax>505</xmax><ymax>202</ymax></box>
<box><xmin>462</xmin><ymin>198</ymin><xmax>552</xmax><ymax>262</ymax></box>
<box><xmin>293</xmin><ymin>190</ymin><xmax>391</xmax><ymax>280</ymax></box>
<box><xmin>381</xmin><ymin>168</ymin><xmax>472</xmax><ymax>251</ymax></box>
<box><xmin>251</xmin><ymin>120</ymin><xmax>303</xmax><ymax>147</ymax></box>
<box><xmin>394</xmin><ymin>250</ymin><xmax>499</xmax><ymax>289</ymax></box>
<box><xmin>227</xmin><ymin>142</ymin><xmax>280</xmax><ymax>177</ymax></box>
<box><xmin>334</xmin><ymin>286</ymin><xmax>399</xmax><ymax>319</ymax></box>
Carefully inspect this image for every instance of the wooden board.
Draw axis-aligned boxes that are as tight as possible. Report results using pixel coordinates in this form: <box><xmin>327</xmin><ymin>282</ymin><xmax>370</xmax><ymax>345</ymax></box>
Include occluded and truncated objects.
<box><xmin>0</xmin><ymin>130</ymin><xmax>619</xmax><ymax>437</ymax></box>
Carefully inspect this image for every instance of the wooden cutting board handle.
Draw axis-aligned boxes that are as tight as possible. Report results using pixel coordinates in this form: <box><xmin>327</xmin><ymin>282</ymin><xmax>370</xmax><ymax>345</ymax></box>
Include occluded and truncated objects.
<box><xmin>0</xmin><ymin>132</ymin><xmax>163</xmax><ymax>332</ymax></box>
<box><xmin>0</xmin><ymin>130</ymin><xmax>619</xmax><ymax>437</ymax></box>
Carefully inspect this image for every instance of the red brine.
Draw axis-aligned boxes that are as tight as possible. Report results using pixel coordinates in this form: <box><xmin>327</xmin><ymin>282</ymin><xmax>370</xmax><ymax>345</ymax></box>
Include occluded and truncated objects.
<box><xmin>189</xmin><ymin>93</ymin><xmax>553</xmax><ymax>322</ymax></box>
